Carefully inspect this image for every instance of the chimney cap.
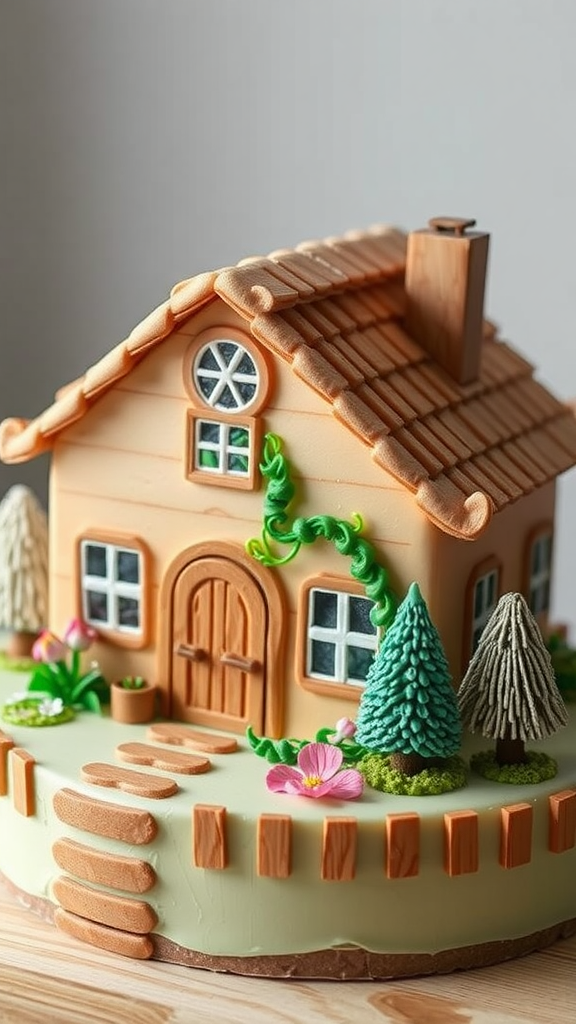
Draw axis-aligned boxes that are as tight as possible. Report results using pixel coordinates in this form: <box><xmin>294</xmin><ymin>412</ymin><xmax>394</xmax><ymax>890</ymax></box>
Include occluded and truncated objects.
<box><xmin>428</xmin><ymin>216</ymin><xmax>476</xmax><ymax>236</ymax></box>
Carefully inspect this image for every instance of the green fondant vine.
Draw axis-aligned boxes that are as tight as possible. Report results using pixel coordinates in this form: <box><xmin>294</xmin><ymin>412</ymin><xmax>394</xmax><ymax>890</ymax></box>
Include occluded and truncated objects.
<box><xmin>246</xmin><ymin>433</ymin><xmax>397</xmax><ymax>629</ymax></box>
<box><xmin>247</xmin><ymin>725</ymin><xmax>365</xmax><ymax>766</ymax></box>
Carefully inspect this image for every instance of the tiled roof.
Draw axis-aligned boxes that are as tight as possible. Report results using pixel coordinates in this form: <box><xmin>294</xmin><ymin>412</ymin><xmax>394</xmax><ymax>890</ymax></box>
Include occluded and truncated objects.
<box><xmin>2</xmin><ymin>225</ymin><xmax>576</xmax><ymax>540</ymax></box>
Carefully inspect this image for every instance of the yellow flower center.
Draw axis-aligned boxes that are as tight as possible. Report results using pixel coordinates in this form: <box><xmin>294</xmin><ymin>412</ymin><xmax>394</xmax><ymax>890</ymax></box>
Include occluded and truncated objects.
<box><xmin>303</xmin><ymin>774</ymin><xmax>322</xmax><ymax>788</ymax></box>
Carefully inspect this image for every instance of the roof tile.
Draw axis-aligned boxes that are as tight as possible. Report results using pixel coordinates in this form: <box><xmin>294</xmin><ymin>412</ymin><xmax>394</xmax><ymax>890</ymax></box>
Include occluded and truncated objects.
<box><xmin>2</xmin><ymin>221</ymin><xmax>576</xmax><ymax>541</ymax></box>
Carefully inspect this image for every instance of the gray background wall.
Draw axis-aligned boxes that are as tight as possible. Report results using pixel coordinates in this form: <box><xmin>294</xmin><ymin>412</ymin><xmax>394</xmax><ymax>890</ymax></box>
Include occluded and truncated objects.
<box><xmin>1</xmin><ymin>0</ymin><xmax>576</xmax><ymax>630</ymax></box>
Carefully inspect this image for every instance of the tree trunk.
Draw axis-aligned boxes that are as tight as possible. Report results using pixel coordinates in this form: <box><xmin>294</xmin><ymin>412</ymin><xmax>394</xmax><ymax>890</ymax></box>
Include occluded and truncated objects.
<box><xmin>496</xmin><ymin>736</ymin><xmax>527</xmax><ymax>766</ymax></box>
<box><xmin>389</xmin><ymin>751</ymin><xmax>428</xmax><ymax>777</ymax></box>
<box><xmin>6</xmin><ymin>630</ymin><xmax>36</xmax><ymax>658</ymax></box>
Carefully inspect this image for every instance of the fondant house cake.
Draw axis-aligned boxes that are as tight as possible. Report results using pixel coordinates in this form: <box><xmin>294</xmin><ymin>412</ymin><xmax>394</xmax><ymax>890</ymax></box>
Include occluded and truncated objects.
<box><xmin>2</xmin><ymin>216</ymin><xmax>576</xmax><ymax>741</ymax></box>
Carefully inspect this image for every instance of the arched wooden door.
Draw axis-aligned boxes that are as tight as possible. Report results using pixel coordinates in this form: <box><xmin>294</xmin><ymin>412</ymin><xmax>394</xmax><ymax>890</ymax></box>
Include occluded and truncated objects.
<box><xmin>171</xmin><ymin>554</ymin><xmax>267</xmax><ymax>733</ymax></box>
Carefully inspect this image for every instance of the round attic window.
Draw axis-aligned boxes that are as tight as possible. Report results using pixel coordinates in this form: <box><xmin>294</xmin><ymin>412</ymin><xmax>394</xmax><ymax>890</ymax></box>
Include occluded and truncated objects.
<box><xmin>192</xmin><ymin>339</ymin><xmax>259</xmax><ymax>412</ymax></box>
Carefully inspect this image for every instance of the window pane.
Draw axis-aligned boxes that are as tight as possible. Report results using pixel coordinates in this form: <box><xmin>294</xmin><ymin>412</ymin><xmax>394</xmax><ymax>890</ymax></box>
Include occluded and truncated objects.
<box><xmin>199</xmin><ymin>449</ymin><xmax>220</xmax><ymax>469</ymax></box>
<box><xmin>217</xmin><ymin>341</ymin><xmax>237</xmax><ymax>365</ymax></box>
<box><xmin>229</xmin><ymin>427</ymin><xmax>249</xmax><ymax>448</ymax></box>
<box><xmin>197</xmin><ymin>348</ymin><xmax>219</xmax><ymax>372</ymax></box>
<box><xmin>347</xmin><ymin>645</ymin><xmax>373</xmax><ymax>682</ymax></box>
<box><xmin>86</xmin><ymin>590</ymin><xmax>108</xmax><ymax>622</ymax></box>
<box><xmin>85</xmin><ymin>544</ymin><xmax>107</xmax><ymax>578</ymax></box>
<box><xmin>198</xmin><ymin>377</ymin><xmax>218</xmax><ymax>402</ymax></box>
<box><xmin>349</xmin><ymin>595</ymin><xmax>376</xmax><ymax>635</ymax></box>
<box><xmin>236</xmin><ymin>352</ymin><xmax>257</xmax><ymax>376</ymax></box>
<box><xmin>227</xmin><ymin>454</ymin><xmax>249</xmax><ymax>474</ymax></box>
<box><xmin>486</xmin><ymin>571</ymin><xmax>496</xmax><ymax>607</ymax></box>
<box><xmin>474</xmin><ymin>578</ymin><xmax>484</xmax><ymax>617</ymax></box>
<box><xmin>310</xmin><ymin>639</ymin><xmax>336</xmax><ymax>677</ymax></box>
<box><xmin>199</xmin><ymin>421</ymin><xmax>220</xmax><ymax>443</ymax></box>
<box><xmin>311</xmin><ymin>590</ymin><xmax>338</xmax><ymax>629</ymax></box>
<box><xmin>236</xmin><ymin>381</ymin><xmax>257</xmax><ymax>404</ymax></box>
<box><xmin>116</xmin><ymin>550</ymin><xmax>139</xmax><ymax>584</ymax></box>
<box><xmin>118</xmin><ymin>596</ymin><xmax>140</xmax><ymax>628</ymax></box>
<box><xmin>218</xmin><ymin>384</ymin><xmax>237</xmax><ymax>409</ymax></box>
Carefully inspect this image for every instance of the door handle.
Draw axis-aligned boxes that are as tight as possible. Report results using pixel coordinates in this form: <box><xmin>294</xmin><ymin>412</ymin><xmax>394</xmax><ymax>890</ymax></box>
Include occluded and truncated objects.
<box><xmin>220</xmin><ymin>652</ymin><xmax>260</xmax><ymax>672</ymax></box>
<box><xmin>176</xmin><ymin>643</ymin><xmax>207</xmax><ymax>662</ymax></box>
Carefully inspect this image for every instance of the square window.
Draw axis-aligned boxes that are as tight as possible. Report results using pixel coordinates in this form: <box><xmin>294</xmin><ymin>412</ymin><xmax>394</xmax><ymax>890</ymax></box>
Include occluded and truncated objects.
<box><xmin>80</xmin><ymin>537</ymin><xmax>146</xmax><ymax>644</ymax></box>
<box><xmin>190</xmin><ymin>414</ymin><xmax>254</xmax><ymax>484</ymax></box>
<box><xmin>303</xmin><ymin>582</ymin><xmax>379</xmax><ymax>692</ymax></box>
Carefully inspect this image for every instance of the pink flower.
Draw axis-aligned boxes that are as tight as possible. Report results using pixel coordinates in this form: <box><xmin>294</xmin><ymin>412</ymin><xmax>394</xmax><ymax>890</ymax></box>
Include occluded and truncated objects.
<box><xmin>330</xmin><ymin>717</ymin><xmax>357</xmax><ymax>744</ymax></box>
<box><xmin>63</xmin><ymin>618</ymin><xmax>97</xmax><ymax>652</ymax></box>
<box><xmin>32</xmin><ymin>630</ymin><xmax>67</xmax><ymax>664</ymax></box>
<box><xmin>266</xmin><ymin>742</ymin><xmax>363</xmax><ymax>800</ymax></box>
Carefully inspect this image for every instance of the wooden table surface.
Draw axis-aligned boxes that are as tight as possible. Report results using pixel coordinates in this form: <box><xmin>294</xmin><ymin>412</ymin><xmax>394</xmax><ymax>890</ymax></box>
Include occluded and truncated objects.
<box><xmin>1</xmin><ymin>885</ymin><xmax>575</xmax><ymax>1024</ymax></box>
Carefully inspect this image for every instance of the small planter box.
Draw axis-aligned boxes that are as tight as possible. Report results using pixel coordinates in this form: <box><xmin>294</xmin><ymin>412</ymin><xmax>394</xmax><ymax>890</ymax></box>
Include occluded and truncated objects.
<box><xmin>110</xmin><ymin>680</ymin><xmax>157</xmax><ymax>724</ymax></box>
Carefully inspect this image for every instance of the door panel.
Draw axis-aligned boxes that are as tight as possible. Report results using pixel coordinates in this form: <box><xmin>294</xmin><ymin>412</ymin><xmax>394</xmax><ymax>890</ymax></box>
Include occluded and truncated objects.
<box><xmin>171</xmin><ymin>556</ymin><xmax>266</xmax><ymax>733</ymax></box>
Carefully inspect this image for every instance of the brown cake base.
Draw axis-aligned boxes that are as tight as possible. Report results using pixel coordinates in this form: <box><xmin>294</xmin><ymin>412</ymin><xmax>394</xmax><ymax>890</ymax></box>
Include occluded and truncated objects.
<box><xmin>4</xmin><ymin>871</ymin><xmax>575</xmax><ymax>980</ymax></box>
<box><xmin>152</xmin><ymin>919</ymin><xmax>576</xmax><ymax>980</ymax></box>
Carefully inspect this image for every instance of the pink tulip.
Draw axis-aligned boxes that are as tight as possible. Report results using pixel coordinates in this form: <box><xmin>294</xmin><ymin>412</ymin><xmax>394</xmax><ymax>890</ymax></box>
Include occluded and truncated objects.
<box><xmin>266</xmin><ymin>742</ymin><xmax>363</xmax><ymax>800</ymax></box>
<box><xmin>330</xmin><ymin>717</ymin><xmax>357</xmax><ymax>744</ymax></box>
<box><xmin>32</xmin><ymin>630</ymin><xmax>67</xmax><ymax>664</ymax></box>
<box><xmin>63</xmin><ymin>618</ymin><xmax>97</xmax><ymax>652</ymax></box>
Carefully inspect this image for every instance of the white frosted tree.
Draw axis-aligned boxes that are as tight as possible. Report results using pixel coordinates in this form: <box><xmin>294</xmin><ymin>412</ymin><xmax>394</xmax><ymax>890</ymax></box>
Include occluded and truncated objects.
<box><xmin>458</xmin><ymin>592</ymin><xmax>568</xmax><ymax>765</ymax></box>
<box><xmin>0</xmin><ymin>485</ymin><xmax>48</xmax><ymax>656</ymax></box>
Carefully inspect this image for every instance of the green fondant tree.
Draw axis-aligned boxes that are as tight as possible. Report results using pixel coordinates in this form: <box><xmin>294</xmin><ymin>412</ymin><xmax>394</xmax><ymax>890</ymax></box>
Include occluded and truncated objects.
<box><xmin>355</xmin><ymin>582</ymin><xmax>462</xmax><ymax>776</ymax></box>
<box><xmin>458</xmin><ymin>592</ymin><xmax>568</xmax><ymax>766</ymax></box>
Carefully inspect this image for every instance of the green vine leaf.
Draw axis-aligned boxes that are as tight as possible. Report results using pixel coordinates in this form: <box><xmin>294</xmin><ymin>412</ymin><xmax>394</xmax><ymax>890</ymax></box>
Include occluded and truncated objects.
<box><xmin>246</xmin><ymin>726</ymin><xmax>306</xmax><ymax>765</ymax></box>
<box><xmin>246</xmin><ymin>433</ymin><xmax>397</xmax><ymax>630</ymax></box>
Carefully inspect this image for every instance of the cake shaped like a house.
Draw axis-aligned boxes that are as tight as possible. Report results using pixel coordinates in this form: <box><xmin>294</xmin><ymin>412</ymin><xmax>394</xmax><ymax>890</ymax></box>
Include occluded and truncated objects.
<box><xmin>1</xmin><ymin>217</ymin><xmax>576</xmax><ymax>979</ymax></box>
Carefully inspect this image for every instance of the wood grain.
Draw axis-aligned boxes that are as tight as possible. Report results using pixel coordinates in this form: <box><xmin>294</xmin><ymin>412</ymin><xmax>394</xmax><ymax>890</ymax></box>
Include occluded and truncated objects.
<box><xmin>1</xmin><ymin>883</ymin><xmax>576</xmax><ymax>1023</ymax></box>
<box><xmin>54</xmin><ymin>787</ymin><xmax>158</xmax><ymax>844</ymax></box>
<box><xmin>2</xmin><ymin>881</ymin><xmax>576</xmax><ymax>1023</ymax></box>
<box><xmin>11</xmin><ymin>746</ymin><xmax>35</xmax><ymax>816</ymax></box>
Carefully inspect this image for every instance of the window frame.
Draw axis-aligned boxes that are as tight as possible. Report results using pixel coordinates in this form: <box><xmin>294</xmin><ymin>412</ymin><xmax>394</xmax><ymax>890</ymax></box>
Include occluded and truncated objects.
<box><xmin>185</xmin><ymin>409</ymin><xmax>262</xmax><ymax>490</ymax></box>
<box><xmin>462</xmin><ymin>556</ymin><xmax>501</xmax><ymax>669</ymax></box>
<box><xmin>296</xmin><ymin>575</ymin><xmax>379</xmax><ymax>701</ymax></box>
<box><xmin>183</xmin><ymin>329</ymin><xmax>271</xmax><ymax>491</ymax></box>
<box><xmin>525</xmin><ymin>523</ymin><xmax>554</xmax><ymax>618</ymax></box>
<box><xmin>183</xmin><ymin>329</ymin><xmax>272</xmax><ymax>416</ymax></box>
<box><xmin>76</xmin><ymin>531</ymin><xmax>151</xmax><ymax>649</ymax></box>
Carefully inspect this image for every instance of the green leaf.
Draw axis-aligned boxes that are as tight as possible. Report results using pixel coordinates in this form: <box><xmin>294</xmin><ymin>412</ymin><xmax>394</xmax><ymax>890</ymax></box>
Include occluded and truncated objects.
<box><xmin>70</xmin><ymin>670</ymin><xmax>107</xmax><ymax>704</ymax></box>
<box><xmin>81</xmin><ymin>689</ymin><xmax>102</xmax><ymax>714</ymax></box>
<box><xmin>28</xmin><ymin>673</ymin><xmax>63</xmax><ymax>700</ymax></box>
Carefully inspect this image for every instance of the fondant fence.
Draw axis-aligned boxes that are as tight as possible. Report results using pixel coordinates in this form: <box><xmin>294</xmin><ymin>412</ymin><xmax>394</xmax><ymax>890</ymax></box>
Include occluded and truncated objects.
<box><xmin>192</xmin><ymin>792</ymin><xmax>576</xmax><ymax>879</ymax></box>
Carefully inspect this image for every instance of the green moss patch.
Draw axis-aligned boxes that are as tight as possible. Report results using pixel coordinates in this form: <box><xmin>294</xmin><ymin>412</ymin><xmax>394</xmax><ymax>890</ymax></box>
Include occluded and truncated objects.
<box><xmin>1</xmin><ymin>697</ymin><xmax>75</xmax><ymax>727</ymax></box>
<box><xmin>0</xmin><ymin>651</ymin><xmax>35</xmax><ymax>673</ymax></box>
<box><xmin>470</xmin><ymin>749</ymin><xmax>558</xmax><ymax>784</ymax></box>
<box><xmin>359</xmin><ymin>754</ymin><xmax>467</xmax><ymax>795</ymax></box>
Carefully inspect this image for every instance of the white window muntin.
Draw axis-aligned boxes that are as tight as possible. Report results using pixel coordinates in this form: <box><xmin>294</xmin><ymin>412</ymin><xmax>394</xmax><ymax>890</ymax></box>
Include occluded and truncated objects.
<box><xmin>194</xmin><ymin>419</ymin><xmax>251</xmax><ymax>477</ymax></box>
<box><xmin>529</xmin><ymin>532</ymin><xmax>552</xmax><ymax>615</ymax></box>
<box><xmin>306</xmin><ymin>587</ymin><xmax>377</xmax><ymax>688</ymax></box>
<box><xmin>80</xmin><ymin>540</ymin><xmax>142</xmax><ymax>635</ymax></box>
<box><xmin>193</xmin><ymin>339</ymin><xmax>259</xmax><ymax>412</ymax></box>
<box><xmin>471</xmin><ymin>568</ymin><xmax>499</xmax><ymax>652</ymax></box>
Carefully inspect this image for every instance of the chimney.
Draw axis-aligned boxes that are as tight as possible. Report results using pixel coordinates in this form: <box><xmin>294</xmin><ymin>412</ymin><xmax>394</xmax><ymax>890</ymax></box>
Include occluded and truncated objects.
<box><xmin>404</xmin><ymin>217</ymin><xmax>490</xmax><ymax>385</ymax></box>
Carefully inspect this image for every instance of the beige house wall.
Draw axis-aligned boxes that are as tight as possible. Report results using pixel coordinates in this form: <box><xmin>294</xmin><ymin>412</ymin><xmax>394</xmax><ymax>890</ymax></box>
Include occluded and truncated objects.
<box><xmin>430</xmin><ymin>481</ymin><xmax>556</xmax><ymax>684</ymax></box>
<box><xmin>48</xmin><ymin>299</ymin><xmax>431</xmax><ymax>736</ymax></box>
